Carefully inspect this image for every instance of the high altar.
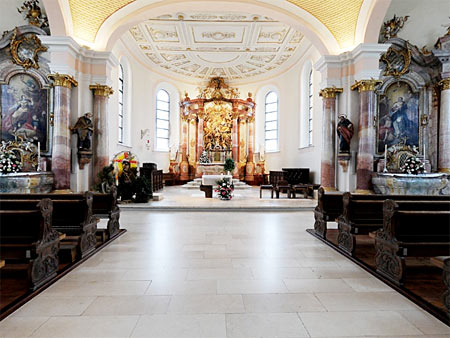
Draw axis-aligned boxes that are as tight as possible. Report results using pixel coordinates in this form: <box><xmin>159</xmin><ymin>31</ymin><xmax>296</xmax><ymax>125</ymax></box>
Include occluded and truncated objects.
<box><xmin>172</xmin><ymin>78</ymin><xmax>260</xmax><ymax>182</ymax></box>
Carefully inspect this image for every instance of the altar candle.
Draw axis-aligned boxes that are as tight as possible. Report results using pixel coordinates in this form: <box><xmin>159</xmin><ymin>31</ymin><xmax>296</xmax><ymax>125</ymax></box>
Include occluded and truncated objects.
<box><xmin>384</xmin><ymin>144</ymin><xmax>387</xmax><ymax>172</ymax></box>
<box><xmin>37</xmin><ymin>142</ymin><xmax>41</xmax><ymax>172</ymax></box>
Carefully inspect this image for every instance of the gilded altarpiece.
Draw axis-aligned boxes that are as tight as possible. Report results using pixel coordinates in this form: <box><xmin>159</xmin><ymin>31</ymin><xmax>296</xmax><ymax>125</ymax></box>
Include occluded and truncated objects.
<box><xmin>178</xmin><ymin>78</ymin><xmax>256</xmax><ymax>181</ymax></box>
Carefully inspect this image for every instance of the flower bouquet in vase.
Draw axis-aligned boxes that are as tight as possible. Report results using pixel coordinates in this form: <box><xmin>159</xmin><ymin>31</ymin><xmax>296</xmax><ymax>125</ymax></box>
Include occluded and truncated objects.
<box><xmin>215</xmin><ymin>178</ymin><xmax>234</xmax><ymax>200</ymax></box>
<box><xmin>400</xmin><ymin>156</ymin><xmax>425</xmax><ymax>175</ymax></box>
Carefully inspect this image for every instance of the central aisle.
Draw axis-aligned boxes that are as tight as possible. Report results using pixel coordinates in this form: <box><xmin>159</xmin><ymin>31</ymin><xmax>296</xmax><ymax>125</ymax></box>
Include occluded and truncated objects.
<box><xmin>1</xmin><ymin>211</ymin><xmax>448</xmax><ymax>337</ymax></box>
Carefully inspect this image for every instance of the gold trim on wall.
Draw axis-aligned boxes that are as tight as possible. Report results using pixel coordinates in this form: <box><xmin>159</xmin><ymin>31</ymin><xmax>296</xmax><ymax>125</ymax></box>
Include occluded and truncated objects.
<box><xmin>319</xmin><ymin>87</ymin><xmax>343</xmax><ymax>99</ymax></box>
<box><xmin>350</xmin><ymin>79</ymin><xmax>382</xmax><ymax>93</ymax></box>
<box><xmin>438</xmin><ymin>78</ymin><xmax>450</xmax><ymax>91</ymax></box>
<box><xmin>48</xmin><ymin>73</ymin><xmax>78</xmax><ymax>89</ymax></box>
<box><xmin>89</xmin><ymin>84</ymin><xmax>114</xmax><ymax>97</ymax></box>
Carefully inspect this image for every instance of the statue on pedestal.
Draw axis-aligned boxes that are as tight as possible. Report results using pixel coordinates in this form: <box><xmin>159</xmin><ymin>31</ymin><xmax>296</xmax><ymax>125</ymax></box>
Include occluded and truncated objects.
<box><xmin>337</xmin><ymin>115</ymin><xmax>354</xmax><ymax>153</ymax></box>
<box><xmin>70</xmin><ymin>112</ymin><xmax>93</xmax><ymax>169</ymax></box>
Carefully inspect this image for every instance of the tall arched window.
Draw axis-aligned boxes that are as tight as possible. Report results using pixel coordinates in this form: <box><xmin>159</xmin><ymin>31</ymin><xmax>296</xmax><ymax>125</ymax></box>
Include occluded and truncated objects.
<box><xmin>308</xmin><ymin>70</ymin><xmax>313</xmax><ymax>145</ymax></box>
<box><xmin>156</xmin><ymin>89</ymin><xmax>170</xmax><ymax>150</ymax></box>
<box><xmin>265</xmin><ymin>91</ymin><xmax>278</xmax><ymax>152</ymax></box>
<box><xmin>118</xmin><ymin>63</ymin><xmax>124</xmax><ymax>144</ymax></box>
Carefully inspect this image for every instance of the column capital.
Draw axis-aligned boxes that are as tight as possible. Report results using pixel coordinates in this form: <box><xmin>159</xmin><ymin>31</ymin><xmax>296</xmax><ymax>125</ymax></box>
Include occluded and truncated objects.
<box><xmin>89</xmin><ymin>84</ymin><xmax>114</xmax><ymax>97</ymax></box>
<box><xmin>319</xmin><ymin>87</ymin><xmax>343</xmax><ymax>99</ymax></box>
<box><xmin>351</xmin><ymin>79</ymin><xmax>382</xmax><ymax>93</ymax></box>
<box><xmin>48</xmin><ymin>73</ymin><xmax>78</xmax><ymax>89</ymax></box>
<box><xmin>438</xmin><ymin>78</ymin><xmax>450</xmax><ymax>90</ymax></box>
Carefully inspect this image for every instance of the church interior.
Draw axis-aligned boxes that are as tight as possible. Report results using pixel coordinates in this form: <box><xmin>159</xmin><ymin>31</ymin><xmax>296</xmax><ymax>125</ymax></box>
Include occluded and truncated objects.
<box><xmin>0</xmin><ymin>0</ymin><xmax>450</xmax><ymax>336</ymax></box>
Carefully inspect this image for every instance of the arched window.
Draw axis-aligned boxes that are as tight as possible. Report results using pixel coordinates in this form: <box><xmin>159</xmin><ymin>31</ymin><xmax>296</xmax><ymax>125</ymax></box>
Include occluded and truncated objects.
<box><xmin>118</xmin><ymin>63</ymin><xmax>124</xmax><ymax>144</ymax></box>
<box><xmin>156</xmin><ymin>89</ymin><xmax>170</xmax><ymax>150</ymax></box>
<box><xmin>265</xmin><ymin>91</ymin><xmax>278</xmax><ymax>152</ymax></box>
<box><xmin>308</xmin><ymin>70</ymin><xmax>313</xmax><ymax>145</ymax></box>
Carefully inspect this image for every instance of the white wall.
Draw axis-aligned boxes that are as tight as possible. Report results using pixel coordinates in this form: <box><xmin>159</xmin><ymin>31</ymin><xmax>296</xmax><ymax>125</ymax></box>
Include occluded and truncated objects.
<box><xmin>0</xmin><ymin>0</ymin><xmax>32</xmax><ymax>34</ymax></box>
<box><xmin>108</xmin><ymin>38</ymin><xmax>324</xmax><ymax>182</ymax></box>
<box><xmin>384</xmin><ymin>0</ymin><xmax>450</xmax><ymax>48</ymax></box>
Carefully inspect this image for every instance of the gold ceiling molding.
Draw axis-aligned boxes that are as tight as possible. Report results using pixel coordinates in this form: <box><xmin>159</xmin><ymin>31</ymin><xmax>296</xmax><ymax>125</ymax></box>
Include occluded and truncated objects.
<box><xmin>68</xmin><ymin>0</ymin><xmax>135</xmax><ymax>43</ymax></box>
<box><xmin>67</xmin><ymin>0</ymin><xmax>364</xmax><ymax>47</ymax></box>
<box><xmin>287</xmin><ymin>0</ymin><xmax>364</xmax><ymax>48</ymax></box>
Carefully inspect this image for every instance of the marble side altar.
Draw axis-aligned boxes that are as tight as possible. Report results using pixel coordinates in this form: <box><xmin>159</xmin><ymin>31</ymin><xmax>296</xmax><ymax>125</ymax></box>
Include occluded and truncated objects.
<box><xmin>372</xmin><ymin>173</ymin><xmax>449</xmax><ymax>195</ymax></box>
<box><xmin>0</xmin><ymin>172</ymin><xmax>54</xmax><ymax>193</ymax></box>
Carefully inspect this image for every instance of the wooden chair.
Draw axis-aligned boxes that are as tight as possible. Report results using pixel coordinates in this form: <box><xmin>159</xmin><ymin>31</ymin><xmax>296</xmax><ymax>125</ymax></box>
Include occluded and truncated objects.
<box><xmin>274</xmin><ymin>180</ymin><xmax>292</xmax><ymax>198</ymax></box>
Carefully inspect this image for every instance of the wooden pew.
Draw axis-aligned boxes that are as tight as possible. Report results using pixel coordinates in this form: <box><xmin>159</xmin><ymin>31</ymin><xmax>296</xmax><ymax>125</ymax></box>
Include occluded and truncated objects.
<box><xmin>92</xmin><ymin>186</ymin><xmax>121</xmax><ymax>240</ymax></box>
<box><xmin>0</xmin><ymin>188</ymin><xmax>120</xmax><ymax>241</ymax></box>
<box><xmin>375</xmin><ymin>199</ymin><xmax>450</xmax><ymax>285</ymax></box>
<box><xmin>0</xmin><ymin>192</ymin><xmax>98</xmax><ymax>258</ymax></box>
<box><xmin>313</xmin><ymin>187</ymin><xmax>344</xmax><ymax>238</ymax></box>
<box><xmin>337</xmin><ymin>193</ymin><xmax>450</xmax><ymax>255</ymax></box>
<box><xmin>0</xmin><ymin>199</ymin><xmax>60</xmax><ymax>290</ymax></box>
<box><xmin>430</xmin><ymin>256</ymin><xmax>450</xmax><ymax>317</ymax></box>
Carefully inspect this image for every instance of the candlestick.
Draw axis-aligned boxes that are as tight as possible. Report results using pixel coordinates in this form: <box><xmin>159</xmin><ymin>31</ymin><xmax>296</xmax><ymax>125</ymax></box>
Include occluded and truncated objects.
<box><xmin>37</xmin><ymin>141</ymin><xmax>41</xmax><ymax>172</ymax></box>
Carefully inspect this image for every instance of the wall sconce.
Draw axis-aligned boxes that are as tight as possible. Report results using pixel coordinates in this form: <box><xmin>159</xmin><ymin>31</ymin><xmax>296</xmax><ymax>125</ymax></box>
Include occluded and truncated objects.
<box><xmin>141</xmin><ymin>129</ymin><xmax>150</xmax><ymax>150</ymax></box>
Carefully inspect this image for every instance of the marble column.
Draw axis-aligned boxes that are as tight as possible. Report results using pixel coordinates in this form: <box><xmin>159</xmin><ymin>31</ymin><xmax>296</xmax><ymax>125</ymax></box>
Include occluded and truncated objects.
<box><xmin>231</xmin><ymin>110</ymin><xmax>240</xmax><ymax>179</ymax></box>
<box><xmin>438</xmin><ymin>78</ymin><xmax>450</xmax><ymax>173</ymax></box>
<box><xmin>89</xmin><ymin>85</ymin><xmax>114</xmax><ymax>186</ymax></box>
<box><xmin>351</xmin><ymin>79</ymin><xmax>382</xmax><ymax>193</ymax></box>
<box><xmin>245</xmin><ymin>116</ymin><xmax>255</xmax><ymax>182</ymax></box>
<box><xmin>48</xmin><ymin>74</ymin><xmax>78</xmax><ymax>191</ymax></box>
<box><xmin>196</xmin><ymin>111</ymin><xmax>205</xmax><ymax>178</ymax></box>
<box><xmin>319</xmin><ymin>87</ymin><xmax>343</xmax><ymax>191</ymax></box>
<box><xmin>180</xmin><ymin>115</ymin><xmax>189</xmax><ymax>181</ymax></box>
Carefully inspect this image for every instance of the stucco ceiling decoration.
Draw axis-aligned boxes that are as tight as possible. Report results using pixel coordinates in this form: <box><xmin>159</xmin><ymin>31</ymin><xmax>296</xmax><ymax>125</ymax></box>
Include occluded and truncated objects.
<box><xmin>67</xmin><ymin>0</ymin><xmax>365</xmax><ymax>49</ymax></box>
<box><xmin>125</xmin><ymin>12</ymin><xmax>305</xmax><ymax>82</ymax></box>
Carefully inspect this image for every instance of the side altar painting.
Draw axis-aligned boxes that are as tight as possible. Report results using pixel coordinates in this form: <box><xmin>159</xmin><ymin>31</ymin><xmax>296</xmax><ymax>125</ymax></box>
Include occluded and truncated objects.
<box><xmin>377</xmin><ymin>81</ymin><xmax>419</xmax><ymax>154</ymax></box>
<box><xmin>1</xmin><ymin>73</ymin><xmax>49</xmax><ymax>152</ymax></box>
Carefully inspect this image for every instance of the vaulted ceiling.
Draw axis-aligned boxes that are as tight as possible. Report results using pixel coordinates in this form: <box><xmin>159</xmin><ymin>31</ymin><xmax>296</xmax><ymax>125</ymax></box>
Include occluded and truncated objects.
<box><xmin>67</xmin><ymin>0</ymin><xmax>365</xmax><ymax>49</ymax></box>
<box><xmin>122</xmin><ymin>13</ymin><xmax>306</xmax><ymax>83</ymax></box>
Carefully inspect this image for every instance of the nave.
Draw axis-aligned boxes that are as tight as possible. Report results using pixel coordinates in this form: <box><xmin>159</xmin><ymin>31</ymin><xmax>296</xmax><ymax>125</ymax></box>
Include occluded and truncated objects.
<box><xmin>1</xmin><ymin>210</ymin><xmax>449</xmax><ymax>338</ymax></box>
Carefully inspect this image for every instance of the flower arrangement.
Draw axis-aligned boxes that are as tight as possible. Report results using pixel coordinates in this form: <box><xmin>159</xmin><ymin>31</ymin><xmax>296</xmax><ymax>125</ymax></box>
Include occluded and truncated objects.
<box><xmin>215</xmin><ymin>178</ymin><xmax>234</xmax><ymax>200</ymax></box>
<box><xmin>400</xmin><ymin>156</ymin><xmax>425</xmax><ymax>175</ymax></box>
<box><xmin>0</xmin><ymin>150</ymin><xmax>22</xmax><ymax>174</ymax></box>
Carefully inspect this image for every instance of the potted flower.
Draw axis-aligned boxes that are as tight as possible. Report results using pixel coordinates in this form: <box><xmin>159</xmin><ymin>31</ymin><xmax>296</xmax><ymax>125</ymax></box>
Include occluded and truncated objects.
<box><xmin>224</xmin><ymin>158</ymin><xmax>235</xmax><ymax>176</ymax></box>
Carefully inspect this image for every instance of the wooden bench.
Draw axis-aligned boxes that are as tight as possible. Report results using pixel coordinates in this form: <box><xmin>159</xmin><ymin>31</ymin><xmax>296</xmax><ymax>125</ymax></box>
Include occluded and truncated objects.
<box><xmin>0</xmin><ymin>188</ymin><xmax>120</xmax><ymax>241</ymax></box>
<box><xmin>337</xmin><ymin>193</ymin><xmax>450</xmax><ymax>255</ymax></box>
<box><xmin>313</xmin><ymin>187</ymin><xmax>344</xmax><ymax>238</ymax></box>
<box><xmin>0</xmin><ymin>192</ymin><xmax>98</xmax><ymax>259</ymax></box>
<box><xmin>430</xmin><ymin>256</ymin><xmax>450</xmax><ymax>317</ymax></box>
<box><xmin>375</xmin><ymin>199</ymin><xmax>450</xmax><ymax>285</ymax></box>
<box><xmin>0</xmin><ymin>199</ymin><xmax>60</xmax><ymax>290</ymax></box>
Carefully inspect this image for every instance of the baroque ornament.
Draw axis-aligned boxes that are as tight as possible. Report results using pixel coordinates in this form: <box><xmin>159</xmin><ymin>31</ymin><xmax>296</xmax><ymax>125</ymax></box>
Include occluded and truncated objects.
<box><xmin>380</xmin><ymin>15</ymin><xmax>409</xmax><ymax>42</ymax></box>
<box><xmin>380</xmin><ymin>46</ymin><xmax>411</xmax><ymax>77</ymax></box>
<box><xmin>10</xmin><ymin>28</ymin><xmax>47</xmax><ymax>70</ymax></box>
<box><xmin>18</xmin><ymin>0</ymin><xmax>49</xmax><ymax>29</ymax></box>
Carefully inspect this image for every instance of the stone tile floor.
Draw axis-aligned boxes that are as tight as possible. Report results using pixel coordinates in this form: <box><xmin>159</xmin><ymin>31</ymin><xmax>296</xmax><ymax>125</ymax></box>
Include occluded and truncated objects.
<box><xmin>119</xmin><ymin>186</ymin><xmax>317</xmax><ymax>210</ymax></box>
<box><xmin>1</xmin><ymin>210</ymin><xmax>449</xmax><ymax>337</ymax></box>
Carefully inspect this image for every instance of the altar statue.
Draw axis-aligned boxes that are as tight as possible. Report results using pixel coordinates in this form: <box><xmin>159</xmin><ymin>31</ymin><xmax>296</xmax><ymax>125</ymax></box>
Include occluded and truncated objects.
<box><xmin>71</xmin><ymin>112</ymin><xmax>94</xmax><ymax>150</ymax></box>
<box><xmin>337</xmin><ymin>115</ymin><xmax>354</xmax><ymax>153</ymax></box>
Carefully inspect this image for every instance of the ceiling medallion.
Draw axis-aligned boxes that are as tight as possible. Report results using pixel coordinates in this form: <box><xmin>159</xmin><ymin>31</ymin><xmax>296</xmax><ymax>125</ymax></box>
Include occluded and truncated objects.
<box><xmin>10</xmin><ymin>28</ymin><xmax>48</xmax><ymax>70</ymax></box>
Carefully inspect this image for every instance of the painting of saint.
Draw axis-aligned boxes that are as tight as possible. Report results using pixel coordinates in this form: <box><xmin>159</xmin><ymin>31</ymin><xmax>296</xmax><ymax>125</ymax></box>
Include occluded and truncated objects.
<box><xmin>377</xmin><ymin>81</ymin><xmax>419</xmax><ymax>153</ymax></box>
<box><xmin>1</xmin><ymin>74</ymin><xmax>49</xmax><ymax>152</ymax></box>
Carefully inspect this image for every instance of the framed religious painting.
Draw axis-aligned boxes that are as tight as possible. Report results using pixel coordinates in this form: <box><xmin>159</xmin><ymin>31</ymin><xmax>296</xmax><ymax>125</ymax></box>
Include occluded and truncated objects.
<box><xmin>376</xmin><ymin>81</ymin><xmax>419</xmax><ymax>154</ymax></box>
<box><xmin>0</xmin><ymin>73</ymin><xmax>51</xmax><ymax>154</ymax></box>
